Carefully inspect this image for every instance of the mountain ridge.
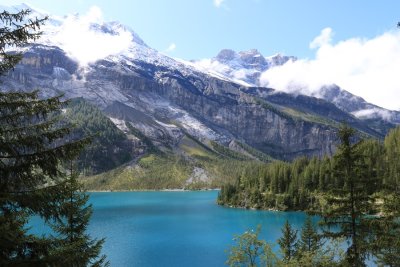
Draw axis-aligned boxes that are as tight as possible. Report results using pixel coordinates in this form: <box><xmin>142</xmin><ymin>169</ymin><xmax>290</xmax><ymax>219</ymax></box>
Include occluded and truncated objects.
<box><xmin>193</xmin><ymin>48</ymin><xmax>400</xmax><ymax>125</ymax></box>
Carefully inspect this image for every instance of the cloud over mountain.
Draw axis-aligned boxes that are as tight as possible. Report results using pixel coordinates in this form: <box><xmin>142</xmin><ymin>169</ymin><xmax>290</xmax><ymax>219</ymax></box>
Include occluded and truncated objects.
<box><xmin>260</xmin><ymin>28</ymin><xmax>400</xmax><ymax>111</ymax></box>
<box><xmin>51</xmin><ymin>6</ymin><xmax>133</xmax><ymax>66</ymax></box>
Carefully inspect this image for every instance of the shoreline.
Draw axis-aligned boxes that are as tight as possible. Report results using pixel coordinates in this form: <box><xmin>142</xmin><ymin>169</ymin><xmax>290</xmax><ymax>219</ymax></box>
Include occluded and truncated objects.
<box><xmin>87</xmin><ymin>188</ymin><xmax>221</xmax><ymax>193</ymax></box>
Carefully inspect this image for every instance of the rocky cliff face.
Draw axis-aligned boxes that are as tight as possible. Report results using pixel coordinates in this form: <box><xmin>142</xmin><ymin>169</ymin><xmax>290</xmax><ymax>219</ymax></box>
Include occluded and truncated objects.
<box><xmin>194</xmin><ymin>49</ymin><xmax>400</xmax><ymax>126</ymax></box>
<box><xmin>1</xmin><ymin>42</ymin><xmax>387</xmax><ymax>161</ymax></box>
<box><xmin>319</xmin><ymin>84</ymin><xmax>400</xmax><ymax>124</ymax></box>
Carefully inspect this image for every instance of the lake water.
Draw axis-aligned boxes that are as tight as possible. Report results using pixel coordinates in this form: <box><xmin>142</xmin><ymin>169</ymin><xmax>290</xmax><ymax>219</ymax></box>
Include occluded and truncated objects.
<box><xmin>82</xmin><ymin>191</ymin><xmax>310</xmax><ymax>267</ymax></box>
<box><xmin>29</xmin><ymin>191</ymin><xmax>377</xmax><ymax>266</ymax></box>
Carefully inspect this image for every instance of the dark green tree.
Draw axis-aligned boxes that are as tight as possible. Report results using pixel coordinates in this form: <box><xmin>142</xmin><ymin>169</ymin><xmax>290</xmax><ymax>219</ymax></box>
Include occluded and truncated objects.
<box><xmin>372</xmin><ymin>193</ymin><xmax>400</xmax><ymax>267</ymax></box>
<box><xmin>373</xmin><ymin>127</ymin><xmax>400</xmax><ymax>266</ymax></box>
<box><xmin>319</xmin><ymin>125</ymin><xmax>376</xmax><ymax>266</ymax></box>
<box><xmin>383</xmin><ymin>127</ymin><xmax>400</xmax><ymax>190</ymax></box>
<box><xmin>0</xmin><ymin>9</ymin><xmax>45</xmax><ymax>74</ymax></box>
<box><xmin>298</xmin><ymin>215</ymin><xmax>322</xmax><ymax>254</ymax></box>
<box><xmin>277</xmin><ymin>220</ymin><xmax>298</xmax><ymax>263</ymax></box>
<box><xmin>49</xmin><ymin>163</ymin><xmax>108</xmax><ymax>266</ymax></box>
<box><xmin>372</xmin><ymin>128</ymin><xmax>400</xmax><ymax>267</ymax></box>
<box><xmin>0</xmin><ymin>8</ymin><xmax>106</xmax><ymax>266</ymax></box>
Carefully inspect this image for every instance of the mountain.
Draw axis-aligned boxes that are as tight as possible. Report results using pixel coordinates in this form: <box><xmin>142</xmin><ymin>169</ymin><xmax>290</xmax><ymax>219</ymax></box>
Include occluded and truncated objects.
<box><xmin>190</xmin><ymin>49</ymin><xmax>296</xmax><ymax>86</ymax></box>
<box><xmin>318</xmin><ymin>84</ymin><xmax>400</xmax><ymax>123</ymax></box>
<box><xmin>0</xmin><ymin>4</ymin><xmax>396</xmax><ymax>189</ymax></box>
<box><xmin>193</xmin><ymin>49</ymin><xmax>400</xmax><ymax>127</ymax></box>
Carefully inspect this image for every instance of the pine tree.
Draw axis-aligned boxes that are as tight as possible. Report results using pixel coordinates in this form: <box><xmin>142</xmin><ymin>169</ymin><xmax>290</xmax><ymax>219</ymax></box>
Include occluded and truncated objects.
<box><xmin>0</xmin><ymin>78</ymin><xmax>85</xmax><ymax>265</ymax></box>
<box><xmin>0</xmin><ymin>8</ymin><xmax>105</xmax><ymax>266</ymax></box>
<box><xmin>373</xmin><ymin>127</ymin><xmax>400</xmax><ymax>266</ymax></box>
<box><xmin>277</xmin><ymin>220</ymin><xmax>298</xmax><ymax>263</ymax></box>
<box><xmin>298</xmin><ymin>215</ymin><xmax>322</xmax><ymax>254</ymax></box>
<box><xmin>372</xmin><ymin>193</ymin><xmax>400</xmax><ymax>267</ymax></box>
<box><xmin>0</xmin><ymin>9</ymin><xmax>46</xmax><ymax>75</ymax></box>
<box><xmin>372</xmin><ymin>131</ymin><xmax>400</xmax><ymax>267</ymax></box>
<box><xmin>319</xmin><ymin>125</ymin><xmax>376</xmax><ymax>266</ymax></box>
<box><xmin>49</xmin><ymin>162</ymin><xmax>108</xmax><ymax>266</ymax></box>
<box><xmin>384</xmin><ymin>127</ymin><xmax>400</xmax><ymax>190</ymax></box>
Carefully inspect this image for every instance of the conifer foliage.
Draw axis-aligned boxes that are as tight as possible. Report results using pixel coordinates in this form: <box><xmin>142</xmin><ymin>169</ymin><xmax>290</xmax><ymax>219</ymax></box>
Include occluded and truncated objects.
<box><xmin>49</xmin><ymin>163</ymin><xmax>108</xmax><ymax>266</ymax></box>
<box><xmin>277</xmin><ymin>220</ymin><xmax>298</xmax><ymax>263</ymax></box>
<box><xmin>298</xmin><ymin>215</ymin><xmax>322</xmax><ymax>254</ymax></box>
<box><xmin>320</xmin><ymin>125</ymin><xmax>376</xmax><ymax>266</ymax></box>
<box><xmin>0</xmin><ymin>9</ymin><xmax>46</xmax><ymax>74</ymax></box>
<box><xmin>0</xmin><ymin>8</ymin><xmax>107</xmax><ymax>266</ymax></box>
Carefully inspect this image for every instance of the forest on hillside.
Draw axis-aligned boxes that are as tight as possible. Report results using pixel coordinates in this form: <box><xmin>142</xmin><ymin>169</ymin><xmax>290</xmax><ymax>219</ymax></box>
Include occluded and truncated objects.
<box><xmin>218</xmin><ymin>126</ymin><xmax>400</xmax><ymax>211</ymax></box>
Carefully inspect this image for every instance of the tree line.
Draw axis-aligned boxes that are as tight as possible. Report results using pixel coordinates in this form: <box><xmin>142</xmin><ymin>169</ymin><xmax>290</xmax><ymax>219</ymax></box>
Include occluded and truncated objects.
<box><xmin>218</xmin><ymin>126</ymin><xmax>399</xmax><ymax>211</ymax></box>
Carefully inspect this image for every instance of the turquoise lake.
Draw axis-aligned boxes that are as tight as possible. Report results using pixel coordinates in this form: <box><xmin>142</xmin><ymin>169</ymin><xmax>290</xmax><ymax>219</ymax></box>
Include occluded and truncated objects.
<box><xmin>78</xmin><ymin>191</ymin><xmax>311</xmax><ymax>266</ymax></box>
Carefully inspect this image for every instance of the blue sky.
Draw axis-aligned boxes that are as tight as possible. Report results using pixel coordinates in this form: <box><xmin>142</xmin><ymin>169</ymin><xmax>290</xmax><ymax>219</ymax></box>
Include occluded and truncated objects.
<box><xmin>2</xmin><ymin>0</ymin><xmax>399</xmax><ymax>60</ymax></box>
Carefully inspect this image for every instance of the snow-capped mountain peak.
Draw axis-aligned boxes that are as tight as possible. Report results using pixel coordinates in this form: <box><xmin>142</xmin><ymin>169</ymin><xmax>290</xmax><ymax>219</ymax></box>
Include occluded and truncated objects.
<box><xmin>97</xmin><ymin>21</ymin><xmax>147</xmax><ymax>47</ymax></box>
<box><xmin>34</xmin><ymin>6</ymin><xmax>148</xmax><ymax>66</ymax></box>
<box><xmin>215</xmin><ymin>49</ymin><xmax>237</xmax><ymax>63</ymax></box>
<box><xmin>1</xmin><ymin>3</ymin><xmax>37</xmax><ymax>13</ymax></box>
<box><xmin>266</xmin><ymin>53</ymin><xmax>296</xmax><ymax>67</ymax></box>
<box><xmin>1</xmin><ymin>3</ymin><xmax>150</xmax><ymax>66</ymax></box>
<box><xmin>192</xmin><ymin>48</ymin><xmax>296</xmax><ymax>86</ymax></box>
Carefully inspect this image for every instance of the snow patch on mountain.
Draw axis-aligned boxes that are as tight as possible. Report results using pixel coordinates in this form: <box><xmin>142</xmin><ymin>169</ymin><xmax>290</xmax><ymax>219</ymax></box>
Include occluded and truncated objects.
<box><xmin>120</xmin><ymin>92</ymin><xmax>228</xmax><ymax>143</ymax></box>
<box><xmin>176</xmin><ymin>113</ymin><xmax>221</xmax><ymax>141</ymax></box>
<box><xmin>142</xmin><ymin>98</ymin><xmax>224</xmax><ymax>142</ymax></box>
<box><xmin>109</xmin><ymin>117</ymin><xmax>129</xmax><ymax>132</ymax></box>
<box><xmin>176</xmin><ymin>58</ymin><xmax>252</xmax><ymax>86</ymax></box>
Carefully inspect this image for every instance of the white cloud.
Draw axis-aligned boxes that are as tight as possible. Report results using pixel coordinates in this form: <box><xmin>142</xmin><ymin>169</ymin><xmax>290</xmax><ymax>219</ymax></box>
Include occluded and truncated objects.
<box><xmin>260</xmin><ymin>28</ymin><xmax>400</xmax><ymax>111</ymax></box>
<box><xmin>213</xmin><ymin>0</ymin><xmax>225</xmax><ymax>8</ymax></box>
<box><xmin>195</xmin><ymin>58</ymin><xmax>230</xmax><ymax>73</ymax></box>
<box><xmin>51</xmin><ymin>6</ymin><xmax>132</xmax><ymax>66</ymax></box>
<box><xmin>165</xmin><ymin>43</ymin><xmax>176</xmax><ymax>52</ymax></box>
<box><xmin>352</xmin><ymin>108</ymin><xmax>392</xmax><ymax>120</ymax></box>
<box><xmin>309</xmin><ymin>27</ymin><xmax>333</xmax><ymax>49</ymax></box>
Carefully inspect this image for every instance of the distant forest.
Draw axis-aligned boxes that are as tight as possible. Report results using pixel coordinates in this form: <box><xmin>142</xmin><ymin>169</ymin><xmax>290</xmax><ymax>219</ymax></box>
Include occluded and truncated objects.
<box><xmin>218</xmin><ymin>126</ymin><xmax>400</xmax><ymax>211</ymax></box>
